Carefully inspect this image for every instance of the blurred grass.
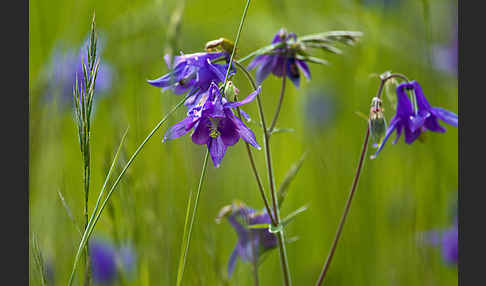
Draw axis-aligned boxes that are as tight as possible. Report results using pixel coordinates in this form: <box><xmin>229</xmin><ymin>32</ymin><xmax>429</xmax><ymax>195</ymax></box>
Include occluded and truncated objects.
<box><xmin>29</xmin><ymin>0</ymin><xmax>457</xmax><ymax>285</ymax></box>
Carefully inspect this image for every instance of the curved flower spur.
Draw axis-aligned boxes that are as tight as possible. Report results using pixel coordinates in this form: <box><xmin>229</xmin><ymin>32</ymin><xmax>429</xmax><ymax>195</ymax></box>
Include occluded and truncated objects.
<box><xmin>247</xmin><ymin>29</ymin><xmax>362</xmax><ymax>86</ymax></box>
<box><xmin>162</xmin><ymin>82</ymin><xmax>262</xmax><ymax>168</ymax></box>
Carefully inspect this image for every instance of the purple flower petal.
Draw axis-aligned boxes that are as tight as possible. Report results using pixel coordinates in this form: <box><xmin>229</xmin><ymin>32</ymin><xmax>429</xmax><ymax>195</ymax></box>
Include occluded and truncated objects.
<box><xmin>286</xmin><ymin>58</ymin><xmax>300</xmax><ymax>87</ymax></box>
<box><xmin>296</xmin><ymin>59</ymin><xmax>311</xmax><ymax>80</ymax></box>
<box><xmin>248</xmin><ymin>55</ymin><xmax>268</xmax><ymax>70</ymax></box>
<box><xmin>218</xmin><ymin>118</ymin><xmax>240</xmax><ymax>146</ymax></box>
<box><xmin>227</xmin><ymin>246</ymin><xmax>239</xmax><ymax>278</ymax></box>
<box><xmin>224</xmin><ymin>87</ymin><xmax>261</xmax><ymax>109</ymax></box>
<box><xmin>372</xmin><ymin>116</ymin><xmax>399</xmax><ymax>158</ymax></box>
<box><xmin>255</xmin><ymin>56</ymin><xmax>276</xmax><ymax>84</ymax></box>
<box><xmin>411</xmin><ymin>81</ymin><xmax>432</xmax><ymax>111</ymax></box>
<box><xmin>208</xmin><ymin>136</ymin><xmax>227</xmax><ymax>168</ymax></box>
<box><xmin>430</xmin><ymin>107</ymin><xmax>458</xmax><ymax>127</ymax></box>
<box><xmin>162</xmin><ymin>117</ymin><xmax>195</xmax><ymax>142</ymax></box>
<box><xmin>191</xmin><ymin>118</ymin><xmax>211</xmax><ymax>145</ymax></box>
<box><xmin>227</xmin><ymin>110</ymin><xmax>261</xmax><ymax>149</ymax></box>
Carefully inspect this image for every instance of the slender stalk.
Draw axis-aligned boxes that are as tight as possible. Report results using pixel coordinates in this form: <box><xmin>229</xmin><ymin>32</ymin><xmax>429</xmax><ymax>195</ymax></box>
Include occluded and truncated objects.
<box><xmin>222</xmin><ymin>0</ymin><xmax>251</xmax><ymax>89</ymax></box>
<box><xmin>314</xmin><ymin>73</ymin><xmax>409</xmax><ymax>286</ymax></box>
<box><xmin>176</xmin><ymin>150</ymin><xmax>209</xmax><ymax>286</ymax></box>
<box><xmin>68</xmin><ymin>95</ymin><xmax>188</xmax><ymax>286</ymax></box>
<box><xmin>251</xmin><ymin>231</ymin><xmax>260</xmax><ymax>286</ymax></box>
<box><xmin>269</xmin><ymin>59</ymin><xmax>287</xmax><ymax>134</ymax></box>
<box><xmin>233</xmin><ymin>60</ymin><xmax>292</xmax><ymax>286</ymax></box>
<box><xmin>314</xmin><ymin>128</ymin><xmax>370</xmax><ymax>286</ymax></box>
<box><xmin>233</xmin><ymin>94</ymin><xmax>276</xmax><ymax>226</ymax></box>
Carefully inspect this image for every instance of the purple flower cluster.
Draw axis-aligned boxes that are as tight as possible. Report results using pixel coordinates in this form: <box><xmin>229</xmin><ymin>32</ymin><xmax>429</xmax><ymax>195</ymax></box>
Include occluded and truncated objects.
<box><xmin>248</xmin><ymin>28</ymin><xmax>311</xmax><ymax>87</ymax></box>
<box><xmin>224</xmin><ymin>205</ymin><xmax>277</xmax><ymax>277</ymax></box>
<box><xmin>372</xmin><ymin>81</ymin><xmax>458</xmax><ymax>158</ymax></box>
<box><xmin>148</xmin><ymin>51</ymin><xmax>261</xmax><ymax>168</ymax></box>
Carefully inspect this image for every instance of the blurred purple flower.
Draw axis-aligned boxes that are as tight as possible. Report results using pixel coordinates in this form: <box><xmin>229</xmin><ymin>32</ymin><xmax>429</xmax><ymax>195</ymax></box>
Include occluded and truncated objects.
<box><xmin>162</xmin><ymin>82</ymin><xmax>261</xmax><ymax>168</ymax></box>
<box><xmin>90</xmin><ymin>239</ymin><xmax>117</xmax><ymax>284</ymax></box>
<box><xmin>304</xmin><ymin>89</ymin><xmax>336</xmax><ymax>132</ymax></box>
<box><xmin>422</xmin><ymin>221</ymin><xmax>458</xmax><ymax>265</ymax></box>
<box><xmin>147</xmin><ymin>52</ymin><xmax>235</xmax><ymax>109</ymax></box>
<box><xmin>222</xmin><ymin>204</ymin><xmax>277</xmax><ymax>278</ymax></box>
<box><xmin>372</xmin><ymin>81</ymin><xmax>457</xmax><ymax>158</ymax></box>
<box><xmin>89</xmin><ymin>239</ymin><xmax>138</xmax><ymax>285</ymax></box>
<box><xmin>44</xmin><ymin>38</ymin><xmax>113</xmax><ymax>107</ymax></box>
<box><xmin>248</xmin><ymin>28</ymin><xmax>310</xmax><ymax>87</ymax></box>
<box><xmin>432</xmin><ymin>24</ymin><xmax>457</xmax><ymax>75</ymax></box>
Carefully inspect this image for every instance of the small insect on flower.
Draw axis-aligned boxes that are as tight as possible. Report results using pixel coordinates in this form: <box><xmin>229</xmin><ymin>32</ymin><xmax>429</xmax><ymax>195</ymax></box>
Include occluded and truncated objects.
<box><xmin>369</xmin><ymin>97</ymin><xmax>387</xmax><ymax>146</ymax></box>
<box><xmin>205</xmin><ymin>38</ymin><xmax>235</xmax><ymax>54</ymax></box>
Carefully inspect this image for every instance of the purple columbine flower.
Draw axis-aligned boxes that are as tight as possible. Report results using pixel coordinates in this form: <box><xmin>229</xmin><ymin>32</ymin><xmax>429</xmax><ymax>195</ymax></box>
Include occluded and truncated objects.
<box><xmin>372</xmin><ymin>81</ymin><xmax>458</xmax><ymax>158</ymax></box>
<box><xmin>248</xmin><ymin>28</ymin><xmax>310</xmax><ymax>87</ymax></box>
<box><xmin>147</xmin><ymin>52</ymin><xmax>235</xmax><ymax>109</ymax></box>
<box><xmin>90</xmin><ymin>239</ymin><xmax>118</xmax><ymax>285</ymax></box>
<box><xmin>162</xmin><ymin>82</ymin><xmax>261</xmax><ymax>168</ymax></box>
<box><xmin>224</xmin><ymin>205</ymin><xmax>277</xmax><ymax>278</ymax></box>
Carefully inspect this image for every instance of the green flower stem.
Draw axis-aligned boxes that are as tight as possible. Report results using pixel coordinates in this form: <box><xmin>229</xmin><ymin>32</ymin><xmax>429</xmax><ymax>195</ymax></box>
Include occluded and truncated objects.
<box><xmin>268</xmin><ymin>60</ymin><xmax>287</xmax><ymax>134</ymax></box>
<box><xmin>176</xmin><ymin>150</ymin><xmax>209</xmax><ymax>286</ymax></box>
<box><xmin>68</xmin><ymin>95</ymin><xmax>188</xmax><ymax>286</ymax></box>
<box><xmin>233</xmin><ymin>60</ymin><xmax>292</xmax><ymax>286</ymax></box>
<box><xmin>314</xmin><ymin>73</ymin><xmax>409</xmax><ymax>286</ymax></box>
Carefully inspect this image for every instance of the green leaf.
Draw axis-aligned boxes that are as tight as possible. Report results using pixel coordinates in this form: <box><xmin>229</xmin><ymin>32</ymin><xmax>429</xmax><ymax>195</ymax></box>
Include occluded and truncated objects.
<box><xmin>295</xmin><ymin>55</ymin><xmax>329</xmax><ymax>66</ymax></box>
<box><xmin>277</xmin><ymin>152</ymin><xmax>308</xmax><ymax>208</ymax></box>
<box><xmin>270</xmin><ymin>128</ymin><xmax>295</xmax><ymax>135</ymax></box>
<box><xmin>281</xmin><ymin>205</ymin><xmax>308</xmax><ymax>227</ymax></box>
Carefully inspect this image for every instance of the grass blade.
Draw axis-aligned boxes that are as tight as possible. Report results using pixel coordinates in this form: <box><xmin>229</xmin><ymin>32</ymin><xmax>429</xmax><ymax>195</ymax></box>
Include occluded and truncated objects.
<box><xmin>176</xmin><ymin>189</ymin><xmax>193</xmax><ymax>286</ymax></box>
<box><xmin>68</xmin><ymin>95</ymin><xmax>188</xmax><ymax>286</ymax></box>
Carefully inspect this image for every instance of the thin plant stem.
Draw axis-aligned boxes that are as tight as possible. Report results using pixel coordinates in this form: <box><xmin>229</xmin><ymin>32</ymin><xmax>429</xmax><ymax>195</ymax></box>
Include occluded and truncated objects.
<box><xmin>233</xmin><ymin>94</ymin><xmax>276</xmax><ymax>226</ymax></box>
<box><xmin>233</xmin><ymin>60</ymin><xmax>292</xmax><ymax>286</ymax></box>
<box><xmin>251</xmin><ymin>231</ymin><xmax>260</xmax><ymax>286</ymax></box>
<box><xmin>314</xmin><ymin>127</ymin><xmax>370</xmax><ymax>286</ymax></box>
<box><xmin>314</xmin><ymin>73</ymin><xmax>409</xmax><ymax>286</ymax></box>
<box><xmin>68</xmin><ymin>95</ymin><xmax>188</xmax><ymax>286</ymax></box>
<box><xmin>176</xmin><ymin>150</ymin><xmax>209</xmax><ymax>286</ymax></box>
<box><xmin>222</xmin><ymin>0</ymin><xmax>251</xmax><ymax>89</ymax></box>
<box><xmin>269</xmin><ymin>59</ymin><xmax>287</xmax><ymax>134</ymax></box>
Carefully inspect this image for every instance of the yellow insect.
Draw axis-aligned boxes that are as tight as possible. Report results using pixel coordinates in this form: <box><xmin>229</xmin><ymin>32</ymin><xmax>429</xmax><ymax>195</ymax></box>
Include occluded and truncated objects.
<box><xmin>205</xmin><ymin>38</ymin><xmax>235</xmax><ymax>54</ymax></box>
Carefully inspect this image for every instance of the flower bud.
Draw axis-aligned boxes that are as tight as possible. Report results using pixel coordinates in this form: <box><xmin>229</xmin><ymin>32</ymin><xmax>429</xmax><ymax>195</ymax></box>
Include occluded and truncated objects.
<box><xmin>223</xmin><ymin>81</ymin><xmax>240</xmax><ymax>99</ymax></box>
<box><xmin>369</xmin><ymin>97</ymin><xmax>387</xmax><ymax>145</ymax></box>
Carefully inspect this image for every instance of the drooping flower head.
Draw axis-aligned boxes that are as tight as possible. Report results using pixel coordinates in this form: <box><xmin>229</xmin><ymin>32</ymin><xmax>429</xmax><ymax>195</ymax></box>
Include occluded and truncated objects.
<box><xmin>248</xmin><ymin>28</ymin><xmax>310</xmax><ymax>87</ymax></box>
<box><xmin>216</xmin><ymin>202</ymin><xmax>278</xmax><ymax>278</ymax></box>
<box><xmin>371</xmin><ymin>81</ymin><xmax>458</xmax><ymax>158</ymax></box>
<box><xmin>163</xmin><ymin>82</ymin><xmax>261</xmax><ymax>168</ymax></box>
<box><xmin>147</xmin><ymin>52</ymin><xmax>235</xmax><ymax>109</ymax></box>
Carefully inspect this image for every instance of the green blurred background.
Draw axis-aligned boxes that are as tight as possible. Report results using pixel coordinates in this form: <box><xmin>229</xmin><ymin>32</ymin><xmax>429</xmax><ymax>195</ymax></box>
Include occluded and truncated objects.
<box><xmin>29</xmin><ymin>0</ymin><xmax>458</xmax><ymax>285</ymax></box>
